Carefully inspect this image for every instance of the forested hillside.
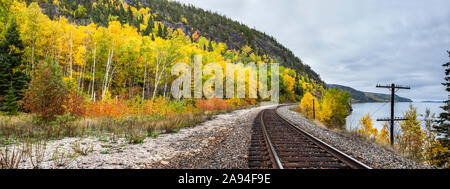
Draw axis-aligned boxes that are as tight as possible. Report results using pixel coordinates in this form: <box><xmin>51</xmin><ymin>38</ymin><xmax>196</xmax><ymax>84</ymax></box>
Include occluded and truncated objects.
<box><xmin>32</xmin><ymin>0</ymin><xmax>322</xmax><ymax>84</ymax></box>
<box><xmin>0</xmin><ymin>0</ymin><xmax>328</xmax><ymax>106</ymax></box>
<box><xmin>326</xmin><ymin>84</ymin><xmax>412</xmax><ymax>103</ymax></box>
<box><xmin>0</xmin><ymin>0</ymin><xmax>333</xmax><ymax>122</ymax></box>
<box><xmin>0</xmin><ymin>0</ymin><xmax>343</xmax><ymax>150</ymax></box>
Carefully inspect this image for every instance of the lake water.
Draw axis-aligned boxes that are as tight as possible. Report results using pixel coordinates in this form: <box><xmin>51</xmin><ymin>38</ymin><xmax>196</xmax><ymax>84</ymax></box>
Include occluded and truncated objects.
<box><xmin>346</xmin><ymin>102</ymin><xmax>445</xmax><ymax>132</ymax></box>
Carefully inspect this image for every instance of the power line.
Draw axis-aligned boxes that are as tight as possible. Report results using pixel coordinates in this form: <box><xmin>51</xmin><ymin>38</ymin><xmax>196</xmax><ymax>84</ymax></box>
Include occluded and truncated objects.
<box><xmin>348</xmin><ymin>101</ymin><xmax>387</xmax><ymax>131</ymax></box>
<box><xmin>371</xmin><ymin>102</ymin><xmax>389</xmax><ymax>115</ymax></box>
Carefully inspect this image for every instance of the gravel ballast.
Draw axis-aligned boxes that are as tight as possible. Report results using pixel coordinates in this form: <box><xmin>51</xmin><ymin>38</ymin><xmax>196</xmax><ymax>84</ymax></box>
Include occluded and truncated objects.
<box><xmin>148</xmin><ymin>105</ymin><xmax>272</xmax><ymax>169</ymax></box>
<box><xmin>11</xmin><ymin>105</ymin><xmax>271</xmax><ymax>169</ymax></box>
<box><xmin>276</xmin><ymin>105</ymin><xmax>428</xmax><ymax>169</ymax></box>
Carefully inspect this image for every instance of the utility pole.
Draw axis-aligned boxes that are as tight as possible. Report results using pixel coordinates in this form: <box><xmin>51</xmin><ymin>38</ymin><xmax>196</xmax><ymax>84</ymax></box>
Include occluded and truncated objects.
<box><xmin>376</xmin><ymin>83</ymin><xmax>410</xmax><ymax>145</ymax></box>
<box><xmin>309</xmin><ymin>99</ymin><xmax>320</xmax><ymax>120</ymax></box>
<box><xmin>313</xmin><ymin>99</ymin><xmax>316</xmax><ymax>119</ymax></box>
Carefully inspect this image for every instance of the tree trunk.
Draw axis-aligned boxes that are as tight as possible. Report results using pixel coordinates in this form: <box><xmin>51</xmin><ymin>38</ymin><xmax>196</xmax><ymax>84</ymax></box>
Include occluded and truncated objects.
<box><xmin>69</xmin><ymin>30</ymin><xmax>73</xmax><ymax>78</ymax></box>
<box><xmin>163</xmin><ymin>72</ymin><xmax>168</xmax><ymax>97</ymax></box>
<box><xmin>107</xmin><ymin>61</ymin><xmax>118</xmax><ymax>90</ymax></box>
<box><xmin>91</xmin><ymin>43</ymin><xmax>96</xmax><ymax>101</ymax></box>
<box><xmin>142</xmin><ymin>58</ymin><xmax>147</xmax><ymax>101</ymax></box>
<box><xmin>80</xmin><ymin>42</ymin><xmax>87</xmax><ymax>91</ymax></box>
<box><xmin>152</xmin><ymin>51</ymin><xmax>167</xmax><ymax>99</ymax></box>
<box><xmin>102</xmin><ymin>41</ymin><xmax>114</xmax><ymax>98</ymax></box>
<box><xmin>31</xmin><ymin>41</ymin><xmax>35</xmax><ymax>73</ymax></box>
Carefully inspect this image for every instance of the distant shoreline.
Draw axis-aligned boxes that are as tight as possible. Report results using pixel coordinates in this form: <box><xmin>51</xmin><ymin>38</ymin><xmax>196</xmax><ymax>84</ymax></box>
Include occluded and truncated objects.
<box><xmin>350</xmin><ymin>101</ymin><xmax>444</xmax><ymax>104</ymax></box>
<box><xmin>419</xmin><ymin>101</ymin><xmax>444</xmax><ymax>103</ymax></box>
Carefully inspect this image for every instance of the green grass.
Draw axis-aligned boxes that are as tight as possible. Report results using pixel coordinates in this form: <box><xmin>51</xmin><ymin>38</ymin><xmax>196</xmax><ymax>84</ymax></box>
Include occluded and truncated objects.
<box><xmin>98</xmin><ymin>137</ymin><xmax>109</xmax><ymax>143</ymax></box>
<box><xmin>148</xmin><ymin>132</ymin><xmax>159</xmax><ymax>138</ymax></box>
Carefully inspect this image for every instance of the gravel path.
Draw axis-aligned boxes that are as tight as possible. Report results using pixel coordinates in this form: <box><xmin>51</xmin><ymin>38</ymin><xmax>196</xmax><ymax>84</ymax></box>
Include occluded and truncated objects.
<box><xmin>276</xmin><ymin>105</ymin><xmax>428</xmax><ymax>169</ymax></box>
<box><xmin>11</xmin><ymin>105</ymin><xmax>272</xmax><ymax>169</ymax></box>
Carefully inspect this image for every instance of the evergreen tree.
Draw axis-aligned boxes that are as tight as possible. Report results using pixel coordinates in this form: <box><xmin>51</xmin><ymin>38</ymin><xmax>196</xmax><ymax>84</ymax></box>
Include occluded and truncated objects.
<box><xmin>127</xmin><ymin>6</ymin><xmax>133</xmax><ymax>25</ymax></box>
<box><xmin>143</xmin><ymin>18</ymin><xmax>154</xmax><ymax>36</ymax></box>
<box><xmin>3</xmin><ymin>84</ymin><xmax>18</xmax><ymax>115</ymax></box>
<box><xmin>135</xmin><ymin>19</ymin><xmax>141</xmax><ymax>31</ymax></box>
<box><xmin>207</xmin><ymin>40</ymin><xmax>213</xmax><ymax>52</ymax></box>
<box><xmin>0</xmin><ymin>18</ymin><xmax>28</xmax><ymax>106</ymax></box>
<box><xmin>150</xmin><ymin>33</ymin><xmax>155</xmax><ymax>41</ymax></box>
<box><xmin>119</xmin><ymin>3</ymin><xmax>126</xmax><ymax>24</ymax></box>
<box><xmin>294</xmin><ymin>78</ymin><xmax>304</xmax><ymax>97</ymax></box>
<box><xmin>157</xmin><ymin>23</ymin><xmax>163</xmax><ymax>38</ymax></box>
<box><xmin>162</xmin><ymin>23</ymin><xmax>168</xmax><ymax>39</ymax></box>
<box><xmin>435</xmin><ymin>51</ymin><xmax>450</xmax><ymax>146</ymax></box>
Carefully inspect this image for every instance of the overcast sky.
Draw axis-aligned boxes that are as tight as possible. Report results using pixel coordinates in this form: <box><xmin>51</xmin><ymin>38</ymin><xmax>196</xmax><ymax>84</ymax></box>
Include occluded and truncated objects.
<box><xmin>178</xmin><ymin>0</ymin><xmax>449</xmax><ymax>101</ymax></box>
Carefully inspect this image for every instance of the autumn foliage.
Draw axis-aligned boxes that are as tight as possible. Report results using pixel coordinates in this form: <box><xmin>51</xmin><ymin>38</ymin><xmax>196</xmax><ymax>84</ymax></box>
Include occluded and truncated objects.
<box><xmin>357</xmin><ymin>105</ymin><xmax>448</xmax><ymax>167</ymax></box>
<box><xmin>298</xmin><ymin>89</ymin><xmax>350</xmax><ymax>130</ymax></box>
<box><xmin>86</xmin><ymin>100</ymin><xmax>128</xmax><ymax>119</ymax></box>
<box><xmin>318</xmin><ymin>88</ymin><xmax>350</xmax><ymax>129</ymax></box>
<box><xmin>358</xmin><ymin>114</ymin><xmax>378</xmax><ymax>139</ymax></box>
<box><xmin>299</xmin><ymin>92</ymin><xmax>319</xmax><ymax>119</ymax></box>
<box><xmin>3</xmin><ymin>1</ymin><xmax>323</xmax><ymax>133</ymax></box>
<box><xmin>195</xmin><ymin>97</ymin><xmax>230</xmax><ymax>111</ymax></box>
<box><xmin>357</xmin><ymin>113</ymin><xmax>390</xmax><ymax>145</ymax></box>
<box><xmin>85</xmin><ymin>96</ymin><xmax>194</xmax><ymax>119</ymax></box>
<box><xmin>64</xmin><ymin>92</ymin><xmax>86</xmax><ymax>117</ymax></box>
<box><xmin>396</xmin><ymin>105</ymin><xmax>448</xmax><ymax>166</ymax></box>
<box><xmin>22</xmin><ymin>61</ymin><xmax>69</xmax><ymax>122</ymax></box>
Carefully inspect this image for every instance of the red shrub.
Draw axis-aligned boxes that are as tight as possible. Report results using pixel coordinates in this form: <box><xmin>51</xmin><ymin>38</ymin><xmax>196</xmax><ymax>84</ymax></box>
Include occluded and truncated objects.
<box><xmin>65</xmin><ymin>92</ymin><xmax>86</xmax><ymax>117</ymax></box>
<box><xmin>22</xmin><ymin>62</ymin><xmax>69</xmax><ymax>122</ymax></box>
<box><xmin>86</xmin><ymin>99</ymin><xmax>128</xmax><ymax>118</ymax></box>
<box><xmin>195</xmin><ymin>97</ymin><xmax>230</xmax><ymax>111</ymax></box>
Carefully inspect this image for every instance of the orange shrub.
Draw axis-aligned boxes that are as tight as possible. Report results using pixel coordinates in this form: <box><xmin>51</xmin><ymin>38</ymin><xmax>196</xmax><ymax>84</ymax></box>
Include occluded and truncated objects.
<box><xmin>86</xmin><ymin>96</ymin><xmax>256</xmax><ymax>119</ymax></box>
<box><xmin>86</xmin><ymin>97</ymin><xmax>179</xmax><ymax>118</ymax></box>
<box><xmin>65</xmin><ymin>92</ymin><xmax>87</xmax><ymax>117</ymax></box>
<box><xmin>224</xmin><ymin>98</ymin><xmax>257</xmax><ymax>107</ymax></box>
<box><xmin>195</xmin><ymin>97</ymin><xmax>231</xmax><ymax>111</ymax></box>
<box><xmin>195</xmin><ymin>99</ymin><xmax>214</xmax><ymax>111</ymax></box>
<box><xmin>212</xmin><ymin>97</ymin><xmax>231</xmax><ymax>110</ymax></box>
<box><xmin>22</xmin><ymin>61</ymin><xmax>69</xmax><ymax>122</ymax></box>
<box><xmin>86</xmin><ymin>99</ymin><xmax>129</xmax><ymax>118</ymax></box>
<box><xmin>142</xmin><ymin>97</ymin><xmax>173</xmax><ymax>117</ymax></box>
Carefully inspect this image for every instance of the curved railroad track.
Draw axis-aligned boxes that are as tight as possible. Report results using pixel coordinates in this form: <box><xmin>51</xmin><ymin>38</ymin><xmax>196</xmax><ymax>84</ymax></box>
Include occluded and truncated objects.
<box><xmin>248</xmin><ymin>106</ymin><xmax>371</xmax><ymax>169</ymax></box>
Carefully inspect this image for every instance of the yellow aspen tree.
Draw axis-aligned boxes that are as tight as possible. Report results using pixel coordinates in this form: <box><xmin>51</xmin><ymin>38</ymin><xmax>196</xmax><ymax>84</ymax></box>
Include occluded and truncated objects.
<box><xmin>358</xmin><ymin>113</ymin><xmax>378</xmax><ymax>139</ymax></box>
<box><xmin>378</xmin><ymin>123</ymin><xmax>390</xmax><ymax>145</ymax></box>
<box><xmin>0</xmin><ymin>0</ymin><xmax>12</xmax><ymax>37</ymax></box>
<box><xmin>423</xmin><ymin>132</ymin><xmax>449</xmax><ymax>167</ymax></box>
<box><xmin>397</xmin><ymin>104</ymin><xmax>425</xmax><ymax>162</ymax></box>
<box><xmin>13</xmin><ymin>1</ymin><xmax>48</xmax><ymax>72</ymax></box>
<box><xmin>318</xmin><ymin>88</ymin><xmax>350</xmax><ymax>128</ymax></box>
<box><xmin>299</xmin><ymin>92</ymin><xmax>318</xmax><ymax>119</ymax></box>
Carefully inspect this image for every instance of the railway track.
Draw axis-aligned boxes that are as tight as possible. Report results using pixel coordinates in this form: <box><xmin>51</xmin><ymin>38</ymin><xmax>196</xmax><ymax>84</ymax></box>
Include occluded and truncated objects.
<box><xmin>248</xmin><ymin>106</ymin><xmax>371</xmax><ymax>169</ymax></box>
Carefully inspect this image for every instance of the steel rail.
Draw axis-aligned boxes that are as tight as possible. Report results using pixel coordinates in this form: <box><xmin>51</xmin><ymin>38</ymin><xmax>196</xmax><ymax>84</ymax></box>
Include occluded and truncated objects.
<box><xmin>260</xmin><ymin>109</ymin><xmax>284</xmax><ymax>169</ymax></box>
<box><xmin>273</xmin><ymin>105</ymin><xmax>372</xmax><ymax>169</ymax></box>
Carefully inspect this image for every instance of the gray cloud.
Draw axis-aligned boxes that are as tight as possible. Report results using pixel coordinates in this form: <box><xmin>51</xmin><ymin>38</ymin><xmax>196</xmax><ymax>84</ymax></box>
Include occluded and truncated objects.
<box><xmin>179</xmin><ymin>0</ymin><xmax>450</xmax><ymax>101</ymax></box>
